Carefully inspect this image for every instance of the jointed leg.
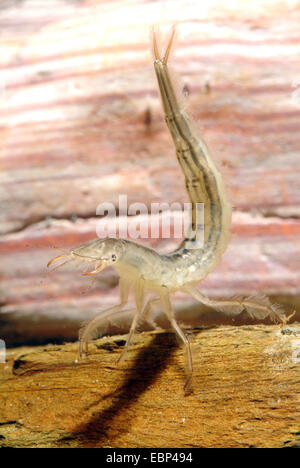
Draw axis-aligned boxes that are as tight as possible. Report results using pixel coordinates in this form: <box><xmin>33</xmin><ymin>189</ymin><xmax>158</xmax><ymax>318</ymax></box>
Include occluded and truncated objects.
<box><xmin>182</xmin><ymin>285</ymin><xmax>291</xmax><ymax>324</ymax></box>
<box><xmin>183</xmin><ymin>285</ymin><xmax>242</xmax><ymax>309</ymax></box>
<box><xmin>117</xmin><ymin>297</ymin><xmax>161</xmax><ymax>363</ymax></box>
<box><xmin>160</xmin><ymin>288</ymin><xmax>193</xmax><ymax>395</ymax></box>
<box><xmin>79</xmin><ymin>278</ymin><xmax>130</xmax><ymax>357</ymax></box>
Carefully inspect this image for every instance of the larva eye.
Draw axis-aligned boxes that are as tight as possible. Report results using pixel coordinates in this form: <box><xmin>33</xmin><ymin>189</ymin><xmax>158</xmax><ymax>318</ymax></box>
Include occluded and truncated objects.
<box><xmin>111</xmin><ymin>254</ymin><xmax>117</xmax><ymax>262</ymax></box>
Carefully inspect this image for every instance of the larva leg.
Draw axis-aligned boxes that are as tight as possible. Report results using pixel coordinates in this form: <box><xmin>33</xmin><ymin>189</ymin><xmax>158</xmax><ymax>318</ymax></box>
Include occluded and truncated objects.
<box><xmin>183</xmin><ymin>285</ymin><xmax>291</xmax><ymax>324</ymax></box>
<box><xmin>142</xmin><ymin>298</ymin><xmax>161</xmax><ymax>329</ymax></box>
<box><xmin>183</xmin><ymin>285</ymin><xmax>244</xmax><ymax>310</ymax></box>
<box><xmin>79</xmin><ymin>278</ymin><xmax>130</xmax><ymax>358</ymax></box>
<box><xmin>160</xmin><ymin>289</ymin><xmax>193</xmax><ymax>395</ymax></box>
<box><xmin>117</xmin><ymin>297</ymin><xmax>161</xmax><ymax>364</ymax></box>
<box><xmin>117</xmin><ymin>280</ymin><xmax>145</xmax><ymax>363</ymax></box>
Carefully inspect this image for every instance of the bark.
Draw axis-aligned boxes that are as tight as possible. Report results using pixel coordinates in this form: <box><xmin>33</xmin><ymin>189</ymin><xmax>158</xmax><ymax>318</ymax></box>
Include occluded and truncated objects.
<box><xmin>0</xmin><ymin>324</ymin><xmax>300</xmax><ymax>448</ymax></box>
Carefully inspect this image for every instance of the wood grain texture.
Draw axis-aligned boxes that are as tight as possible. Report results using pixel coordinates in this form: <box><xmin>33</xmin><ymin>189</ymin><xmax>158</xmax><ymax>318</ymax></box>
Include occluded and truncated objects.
<box><xmin>0</xmin><ymin>324</ymin><xmax>300</xmax><ymax>448</ymax></box>
<box><xmin>1</xmin><ymin>0</ymin><xmax>300</xmax><ymax>233</ymax></box>
<box><xmin>1</xmin><ymin>212</ymin><xmax>300</xmax><ymax>299</ymax></box>
<box><xmin>0</xmin><ymin>0</ymin><xmax>300</xmax><ymax>344</ymax></box>
<box><xmin>0</xmin><ymin>212</ymin><xmax>299</xmax><ymax>345</ymax></box>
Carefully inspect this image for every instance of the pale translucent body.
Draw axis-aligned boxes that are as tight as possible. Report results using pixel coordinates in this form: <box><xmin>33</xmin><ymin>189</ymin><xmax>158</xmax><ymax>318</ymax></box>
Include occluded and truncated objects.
<box><xmin>48</xmin><ymin>27</ymin><xmax>291</xmax><ymax>395</ymax></box>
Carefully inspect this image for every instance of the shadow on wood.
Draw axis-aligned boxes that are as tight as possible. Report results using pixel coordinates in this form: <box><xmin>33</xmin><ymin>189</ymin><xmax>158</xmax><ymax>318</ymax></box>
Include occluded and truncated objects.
<box><xmin>71</xmin><ymin>333</ymin><xmax>178</xmax><ymax>447</ymax></box>
<box><xmin>1</xmin><ymin>324</ymin><xmax>299</xmax><ymax>448</ymax></box>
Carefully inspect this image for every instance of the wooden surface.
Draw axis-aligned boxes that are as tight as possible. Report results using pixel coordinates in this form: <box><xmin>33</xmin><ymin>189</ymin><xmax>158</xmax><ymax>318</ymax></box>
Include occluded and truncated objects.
<box><xmin>1</xmin><ymin>0</ymin><xmax>300</xmax><ymax>232</ymax></box>
<box><xmin>0</xmin><ymin>324</ymin><xmax>300</xmax><ymax>448</ymax></box>
<box><xmin>0</xmin><ymin>0</ymin><xmax>300</xmax><ymax>345</ymax></box>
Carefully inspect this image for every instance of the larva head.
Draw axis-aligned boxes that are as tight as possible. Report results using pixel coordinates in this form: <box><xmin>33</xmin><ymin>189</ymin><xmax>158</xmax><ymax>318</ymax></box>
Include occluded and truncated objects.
<box><xmin>47</xmin><ymin>238</ymin><xmax>125</xmax><ymax>276</ymax></box>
